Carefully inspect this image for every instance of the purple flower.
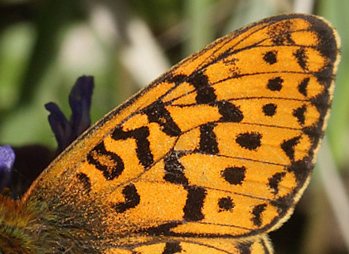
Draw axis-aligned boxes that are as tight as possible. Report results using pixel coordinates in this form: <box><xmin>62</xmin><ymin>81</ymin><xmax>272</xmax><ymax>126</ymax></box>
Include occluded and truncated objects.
<box><xmin>0</xmin><ymin>145</ymin><xmax>15</xmax><ymax>191</ymax></box>
<box><xmin>45</xmin><ymin>76</ymin><xmax>94</xmax><ymax>154</ymax></box>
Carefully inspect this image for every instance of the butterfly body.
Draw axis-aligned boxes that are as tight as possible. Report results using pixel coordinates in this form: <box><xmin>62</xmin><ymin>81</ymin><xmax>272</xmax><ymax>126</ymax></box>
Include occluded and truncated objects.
<box><xmin>0</xmin><ymin>14</ymin><xmax>340</xmax><ymax>253</ymax></box>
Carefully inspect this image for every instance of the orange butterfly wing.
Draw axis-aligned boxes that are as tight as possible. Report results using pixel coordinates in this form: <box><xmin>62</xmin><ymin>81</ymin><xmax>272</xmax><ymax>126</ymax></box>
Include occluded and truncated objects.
<box><xmin>19</xmin><ymin>14</ymin><xmax>339</xmax><ymax>253</ymax></box>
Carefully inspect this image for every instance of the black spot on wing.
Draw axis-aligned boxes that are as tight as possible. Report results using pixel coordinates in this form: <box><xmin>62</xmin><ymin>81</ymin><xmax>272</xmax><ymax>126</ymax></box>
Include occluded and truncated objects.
<box><xmin>143</xmin><ymin>100</ymin><xmax>181</xmax><ymax>137</ymax></box>
<box><xmin>163</xmin><ymin>242</ymin><xmax>182</xmax><ymax>254</ymax></box>
<box><xmin>218</xmin><ymin>197</ymin><xmax>234</xmax><ymax>212</ymax></box>
<box><xmin>187</xmin><ymin>72</ymin><xmax>216</xmax><ymax>104</ymax></box>
<box><xmin>221</xmin><ymin>166</ymin><xmax>246</xmax><ymax>185</ymax></box>
<box><xmin>113</xmin><ymin>184</ymin><xmax>141</xmax><ymax>213</ymax></box>
<box><xmin>183</xmin><ymin>186</ymin><xmax>206</xmax><ymax>221</ymax></box>
<box><xmin>112</xmin><ymin>126</ymin><xmax>154</xmax><ymax>168</ymax></box>
<box><xmin>268</xmin><ymin>172</ymin><xmax>286</xmax><ymax>195</ymax></box>
<box><xmin>293</xmin><ymin>105</ymin><xmax>306</xmax><ymax>125</ymax></box>
<box><xmin>293</xmin><ymin>48</ymin><xmax>308</xmax><ymax>70</ymax></box>
<box><xmin>281</xmin><ymin>136</ymin><xmax>301</xmax><ymax>161</ymax></box>
<box><xmin>87</xmin><ymin>142</ymin><xmax>124</xmax><ymax>180</ymax></box>
<box><xmin>251</xmin><ymin>204</ymin><xmax>267</xmax><ymax>227</ymax></box>
<box><xmin>113</xmin><ymin>184</ymin><xmax>140</xmax><ymax>213</ymax></box>
<box><xmin>267</xmin><ymin>77</ymin><xmax>283</xmax><ymax>91</ymax></box>
<box><xmin>262</xmin><ymin>103</ymin><xmax>277</xmax><ymax>117</ymax></box>
<box><xmin>163</xmin><ymin>152</ymin><xmax>188</xmax><ymax>185</ymax></box>
<box><xmin>298</xmin><ymin>77</ymin><xmax>310</xmax><ymax>96</ymax></box>
<box><xmin>198</xmin><ymin>123</ymin><xmax>218</xmax><ymax>154</ymax></box>
<box><xmin>263</xmin><ymin>50</ymin><xmax>278</xmax><ymax>64</ymax></box>
<box><xmin>236</xmin><ymin>132</ymin><xmax>262</xmax><ymax>151</ymax></box>
<box><xmin>170</xmin><ymin>74</ymin><xmax>187</xmax><ymax>85</ymax></box>
<box><xmin>216</xmin><ymin>100</ymin><xmax>244</xmax><ymax>122</ymax></box>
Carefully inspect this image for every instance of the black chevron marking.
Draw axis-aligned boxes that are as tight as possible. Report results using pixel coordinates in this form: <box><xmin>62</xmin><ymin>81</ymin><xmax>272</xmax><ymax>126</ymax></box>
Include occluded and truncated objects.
<box><xmin>112</xmin><ymin>126</ymin><xmax>154</xmax><ymax>168</ymax></box>
<box><xmin>143</xmin><ymin>100</ymin><xmax>181</xmax><ymax>137</ymax></box>
<box><xmin>113</xmin><ymin>183</ymin><xmax>140</xmax><ymax>213</ymax></box>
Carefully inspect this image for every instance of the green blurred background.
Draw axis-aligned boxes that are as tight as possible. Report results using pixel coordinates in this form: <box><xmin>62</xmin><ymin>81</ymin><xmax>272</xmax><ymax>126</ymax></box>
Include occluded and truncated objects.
<box><xmin>0</xmin><ymin>0</ymin><xmax>348</xmax><ymax>253</ymax></box>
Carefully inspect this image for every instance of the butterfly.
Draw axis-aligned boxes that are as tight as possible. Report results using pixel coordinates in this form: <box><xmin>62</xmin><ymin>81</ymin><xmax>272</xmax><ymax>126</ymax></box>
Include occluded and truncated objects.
<box><xmin>0</xmin><ymin>13</ymin><xmax>340</xmax><ymax>253</ymax></box>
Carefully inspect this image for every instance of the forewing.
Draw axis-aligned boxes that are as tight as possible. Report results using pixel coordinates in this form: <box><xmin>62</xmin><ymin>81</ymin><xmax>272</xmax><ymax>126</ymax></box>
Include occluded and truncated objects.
<box><xmin>25</xmin><ymin>14</ymin><xmax>339</xmax><ymax>251</ymax></box>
